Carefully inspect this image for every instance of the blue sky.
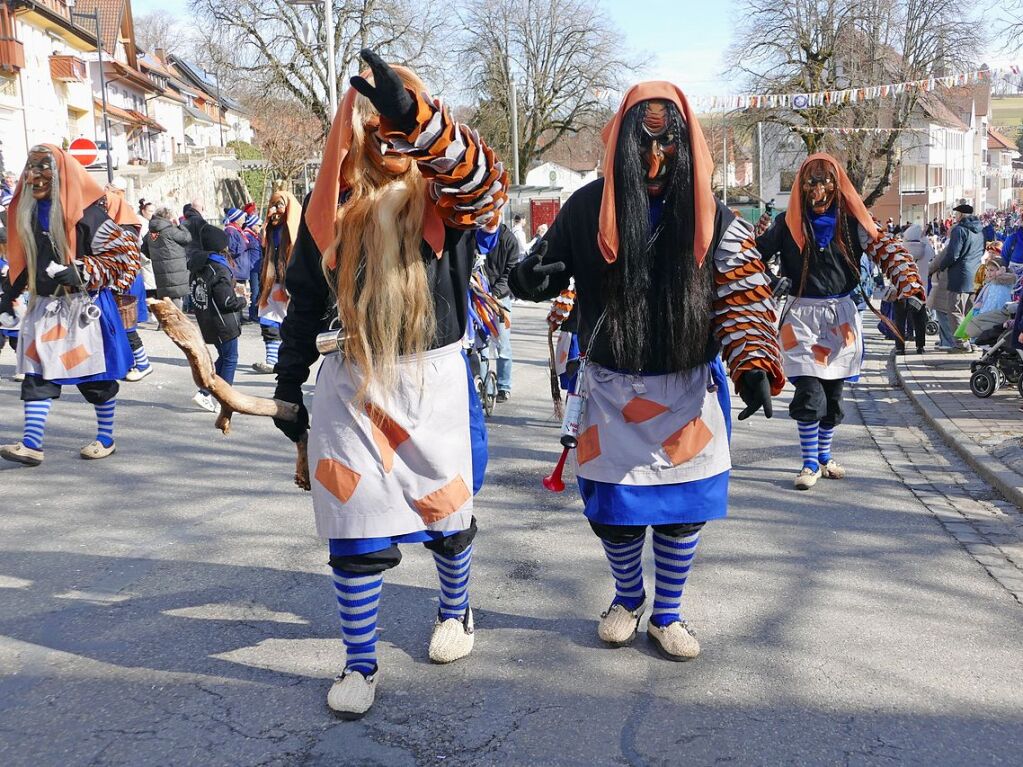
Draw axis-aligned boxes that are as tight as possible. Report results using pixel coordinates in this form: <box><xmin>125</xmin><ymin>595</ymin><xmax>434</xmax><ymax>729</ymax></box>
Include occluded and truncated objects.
<box><xmin>135</xmin><ymin>0</ymin><xmax>738</xmax><ymax>95</ymax></box>
<box><xmin>603</xmin><ymin>0</ymin><xmax>735</xmax><ymax>96</ymax></box>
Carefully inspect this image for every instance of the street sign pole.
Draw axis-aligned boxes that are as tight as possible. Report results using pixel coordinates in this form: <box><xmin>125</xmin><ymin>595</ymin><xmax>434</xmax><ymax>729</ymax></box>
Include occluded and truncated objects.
<box><xmin>72</xmin><ymin>8</ymin><xmax>113</xmax><ymax>182</ymax></box>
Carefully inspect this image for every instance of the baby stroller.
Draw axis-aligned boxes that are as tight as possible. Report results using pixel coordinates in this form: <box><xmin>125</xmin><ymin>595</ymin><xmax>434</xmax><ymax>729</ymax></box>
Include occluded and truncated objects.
<box><xmin>465</xmin><ymin>263</ymin><xmax>507</xmax><ymax>417</ymax></box>
<box><xmin>969</xmin><ymin>323</ymin><xmax>1023</xmax><ymax>398</ymax></box>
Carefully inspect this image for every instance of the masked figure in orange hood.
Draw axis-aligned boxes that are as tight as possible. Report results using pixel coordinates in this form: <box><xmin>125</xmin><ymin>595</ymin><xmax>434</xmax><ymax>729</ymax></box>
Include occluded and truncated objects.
<box><xmin>270</xmin><ymin>50</ymin><xmax>507</xmax><ymax>719</ymax></box>
<box><xmin>0</xmin><ymin>145</ymin><xmax>140</xmax><ymax>467</ymax></box>
<box><xmin>510</xmin><ymin>84</ymin><xmax>785</xmax><ymax>663</ymax></box>
<box><xmin>756</xmin><ymin>153</ymin><xmax>923</xmax><ymax>490</ymax></box>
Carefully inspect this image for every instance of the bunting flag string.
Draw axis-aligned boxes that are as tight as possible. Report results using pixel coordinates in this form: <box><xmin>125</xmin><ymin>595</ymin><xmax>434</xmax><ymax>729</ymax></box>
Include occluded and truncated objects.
<box><xmin>691</xmin><ymin>65</ymin><xmax>1012</xmax><ymax>112</ymax></box>
<box><xmin>792</xmin><ymin>126</ymin><xmax>929</xmax><ymax>134</ymax></box>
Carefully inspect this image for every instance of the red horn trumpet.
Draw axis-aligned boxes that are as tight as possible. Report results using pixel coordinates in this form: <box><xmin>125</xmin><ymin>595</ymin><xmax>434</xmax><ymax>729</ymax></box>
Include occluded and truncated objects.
<box><xmin>543</xmin><ymin>446</ymin><xmax>570</xmax><ymax>492</ymax></box>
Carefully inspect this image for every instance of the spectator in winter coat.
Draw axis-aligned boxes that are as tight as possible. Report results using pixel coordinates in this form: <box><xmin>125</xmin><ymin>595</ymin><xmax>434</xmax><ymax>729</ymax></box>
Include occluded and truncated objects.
<box><xmin>142</xmin><ymin>207</ymin><xmax>191</xmax><ymax>306</ymax></box>
<box><xmin>222</xmin><ymin>208</ymin><xmax>251</xmax><ymax>282</ymax></box>
<box><xmin>187</xmin><ymin>225</ymin><xmax>246</xmax><ymax>413</ymax></box>
<box><xmin>181</xmin><ymin>200</ymin><xmax>206</xmax><ymax>257</ymax></box>
<box><xmin>243</xmin><ymin>213</ymin><xmax>263</xmax><ymax>322</ymax></box>
<box><xmin>934</xmin><ymin>204</ymin><xmax>985</xmax><ymax>352</ymax></box>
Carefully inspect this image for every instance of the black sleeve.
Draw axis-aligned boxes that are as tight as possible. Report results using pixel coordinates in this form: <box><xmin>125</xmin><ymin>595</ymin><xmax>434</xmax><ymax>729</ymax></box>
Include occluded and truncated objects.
<box><xmin>140</xmin><ymin>236</ymin><xmax>150</xmax><ymax>257</ymax></box>
<box><xmin>277</xmin><ymin>195</ymin><xmax>331</xmax><ymax>388</ymax></box>
<box><xmin>487</xmin><ymin>229</ymin><xmax>516</xmax><ymax>299</ymax></box>
<box><xmin>171</xmin><ymin>226</ymin><xmax>192</xmax><ymax>245</ymax></box>
<box><xmin>509</xmin><ymin>195</ymin><xmax>575</xmax><ymax>302</ymax></box>
<box><xmin>754</xmin><ymin>213</ymin><xmax>786</xmax><ymax>260</ymax></box>
<box><xmin>0</xmin><ymin>267</ymin><xmax>21</xmax><ymax>315</ymax></box>
<box><xmin>212</xmin><ymin>269</ymin><xmax>246</xmax><ymax>312</ymax></box>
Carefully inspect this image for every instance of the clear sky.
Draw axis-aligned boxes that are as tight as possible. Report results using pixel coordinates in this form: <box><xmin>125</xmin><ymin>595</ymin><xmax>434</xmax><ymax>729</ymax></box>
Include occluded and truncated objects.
<box><xmin>135</xmin><ymin>0</ymin><xmax>1008</xmax><ymax>97</ymax></box>
<box><xmin>135</xmin><ymin>0</ymin><xmax>739</xmax><ymax>95</ymax></box>
<box><xmin>602</xmin><ymin>0</ymin><xmax>736</xmax><ymax>96</ymax></box>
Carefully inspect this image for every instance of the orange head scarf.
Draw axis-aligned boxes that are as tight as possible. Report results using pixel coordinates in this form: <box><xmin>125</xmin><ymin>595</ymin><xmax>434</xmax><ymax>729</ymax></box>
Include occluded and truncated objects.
<box><xmin>599</xmin><ymin>82</ymin><xmax>716</xmax><ymax>267</ymax></box>
<box><xmin>263</xmin><ymin>189</ymin><xmax>302</xmax><ymax>250</ymax></box>
<box><xmin>7</xmin><ymin>144</ymin><xmax>105</xmax><ymax>282</ymax></box>
<box><xmin>305</xmin><ymin>68</ymin><xmax>444</xmax><ymax>266</ymax></box>
<box><xmin>104</xmin><ymin>189</ymin><xmax>141</xmax><ymax>229</ymax></box>
<box><xmin>785</xmin><ymin>153</ymin><xmax>878</xmax><ymax>251</ymax></box>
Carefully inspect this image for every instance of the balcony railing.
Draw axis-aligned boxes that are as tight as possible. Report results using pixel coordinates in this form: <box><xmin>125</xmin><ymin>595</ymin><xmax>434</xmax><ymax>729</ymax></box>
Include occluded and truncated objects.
<box><xmin>50</xmin><ymin>55</ymin><xmax>87</xmax><ymax>82</ymax></box>
<box><xmin>0</xmin><ymin>37</ymin><xmax>24</xmax><ymax>76</ymax></box>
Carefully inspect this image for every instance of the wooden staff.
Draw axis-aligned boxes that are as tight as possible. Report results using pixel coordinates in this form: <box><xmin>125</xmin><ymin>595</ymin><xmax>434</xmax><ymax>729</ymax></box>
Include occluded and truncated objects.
<box><xmin>147</xmin><ymin>298</ymin><xmax>310</xmax><ymax>490</ymax></box>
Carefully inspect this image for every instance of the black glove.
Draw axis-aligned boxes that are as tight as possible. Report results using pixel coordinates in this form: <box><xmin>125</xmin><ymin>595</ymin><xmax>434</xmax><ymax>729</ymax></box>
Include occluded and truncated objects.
<box><xmin>771</xmin><ymin>275</ymin><xmax>791</xmax><ymax>299</ymax></box>
<box><xmin>51</xmin><ymin>264</ymin><xmax>83</xmax><ymax>288</ymax></box>
<box><xmin>273</xmin><ymin>382</ymin><xmax>309</xmax><ymax>443</ymax></box>
<box><xmin>510</xmin><ymin>241</ymin><xmax>566</xmax><ymax>298</ymax></box>
<box><xmin>737</xmin><ymin>369</ymin><xmax>773</xmax><ymax>421</ymax></box>
<box><xmin>349</xmin><ymin>49</ymin><xmax>417</xmax><ymax>133</ymax></box>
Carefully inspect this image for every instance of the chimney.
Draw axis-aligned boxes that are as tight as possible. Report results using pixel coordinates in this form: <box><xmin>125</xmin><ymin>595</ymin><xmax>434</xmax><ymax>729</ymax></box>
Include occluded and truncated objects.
<box><xmin>155</xmin><ymin>47</ymin><xmax>166</xmax><ymax>64</ymax></box>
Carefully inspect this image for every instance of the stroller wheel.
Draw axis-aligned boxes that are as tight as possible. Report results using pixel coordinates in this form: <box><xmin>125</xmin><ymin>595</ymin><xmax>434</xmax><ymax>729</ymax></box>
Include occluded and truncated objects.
<box><xmin>926</xmin><ymin>320</ymin><xmax>939</xmax><ymax>336</ymax></box>
<box><xmin>970</xmin><ymin>368</ymin><xmax>997</xmax><ymax>398</ymax></box>
<box><xmin>996</xmin><ymin>368</ymin><xmax>1007</xmax><ymax>389</ymax></box>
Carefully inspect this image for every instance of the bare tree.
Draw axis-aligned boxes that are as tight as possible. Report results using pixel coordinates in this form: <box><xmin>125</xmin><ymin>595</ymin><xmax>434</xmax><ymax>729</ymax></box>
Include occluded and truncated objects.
<box><xmin>729</xmin><ymin>0</ymin><xmax>981</xmax><ymax>205</ymax></box>
<box><xmin>453</xmin><ymin>0</ymin><xmax>633</xmax><ymax>178</ymax></box>
<box><xmin>247</xmin><ymin>96</ymin><xmax>323</xmax><ymax>181</ymax></box>
<box><xmin>189</xmin><ymin>0</ymin><xmax>449</xmax><ymax>135</ymax></box>
<box><xmin>134</xmin><ymin>11</ymin><xmax>189</xmax><ymax>57</ymax></box>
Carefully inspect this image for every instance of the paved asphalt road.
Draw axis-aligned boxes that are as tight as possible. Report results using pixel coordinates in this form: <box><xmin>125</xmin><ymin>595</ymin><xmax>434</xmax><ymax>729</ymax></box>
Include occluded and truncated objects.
<box><xmin>0</xmin><ymin>303</ymin><xmax>1021</xmax><ymax>767</ymax></box>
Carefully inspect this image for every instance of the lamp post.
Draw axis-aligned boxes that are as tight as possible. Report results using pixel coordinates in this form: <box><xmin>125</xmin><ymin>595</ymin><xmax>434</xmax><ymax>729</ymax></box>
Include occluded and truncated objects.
<box><xmin>287</xmin><ymin>0</ymin><xmax>337</xmax><ymax>119</ymax></box>
<box><xmin>69</xmin><ymin>4</ymin><xmax>112</xmax><ymax>182</ymax></box>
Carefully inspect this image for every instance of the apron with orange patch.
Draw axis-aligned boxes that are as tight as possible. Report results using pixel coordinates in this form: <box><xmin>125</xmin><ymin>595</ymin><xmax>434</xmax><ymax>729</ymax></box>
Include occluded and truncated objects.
<box><xmin>573</xmin><ymin>362</ymin><xmax>731</xmax><ymax>486</ymax></box>
<box><xmin>18</xmin><ymin>294</ymin><xmax>107</xmax><ymax>380</ymax></box>
<box><xmin>258</xmin><ymin>282</ymin><xmax>289</xmax><ymax>324</ymax></box>
<box><xmin>779</xmin><ymin>295</ymin><xmax>862</xmax><ymax>380</ymax></box>
<box><xmin>309</xmin><ymin>342</ymin><xmax>474</xmax><ymax>540</ymax></box>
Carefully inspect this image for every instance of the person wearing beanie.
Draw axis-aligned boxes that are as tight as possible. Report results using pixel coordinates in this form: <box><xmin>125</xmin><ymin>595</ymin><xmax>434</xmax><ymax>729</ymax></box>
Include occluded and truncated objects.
<box><xmin>243</xmin><ymin>213</ymin><xmax>263</xmax><ymax>323</ymax></box>
<box><xmin>221</xmin><ymin>208</ymin><xmax>252</xmax><ymax>312</ymax></box>
<box><xmin>187</xmin><ymin>224</ymin><xmax>247</xmax><ymax>413</ymax></box>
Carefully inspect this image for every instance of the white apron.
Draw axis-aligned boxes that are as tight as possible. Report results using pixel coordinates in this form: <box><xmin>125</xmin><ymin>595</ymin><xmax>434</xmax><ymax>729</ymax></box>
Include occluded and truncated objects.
<box><xmin>779</xmin><ymin>295</ymin><xmax>863</xmax><ymax>380</ymax></box>
<box><xmin>258</xmin><ymin>282</ymin><xmax>288</xmax><ymax>324</ymax></box>
<box><xmin>309</xmin><ymin>342</ymin><xmax>474</xmax><ymax>540</ymax></box>
<box><xmin>574</xmin><ymin>362</ymin><xmax>731</xmax><ymax>486</ymax></box>
<box><xmin>18</xmin><ymin>294</ymin><xmax>107</xmax><ymax>379</ymax></box>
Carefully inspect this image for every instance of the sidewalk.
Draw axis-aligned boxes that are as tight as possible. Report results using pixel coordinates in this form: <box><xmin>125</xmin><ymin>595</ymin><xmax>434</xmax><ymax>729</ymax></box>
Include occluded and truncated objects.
<box><xmin>895</xmin><ymin>345</ymin><xmax>1023</xmax><ymax>508</ymax></box>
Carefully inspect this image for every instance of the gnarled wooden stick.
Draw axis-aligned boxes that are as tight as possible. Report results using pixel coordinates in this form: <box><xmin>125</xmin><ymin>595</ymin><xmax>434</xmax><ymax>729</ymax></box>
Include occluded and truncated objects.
<box><xmin>147</xmin><ymin>298</ymin><xmax>310</xmax><ymax>490</ymax></box>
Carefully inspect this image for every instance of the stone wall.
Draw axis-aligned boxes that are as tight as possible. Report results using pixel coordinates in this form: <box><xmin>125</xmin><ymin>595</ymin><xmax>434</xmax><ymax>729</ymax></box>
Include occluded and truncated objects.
<box><xmin>115</xmin><ymin>155</ymin><xmax>248</xmax><ymax>219</ymax></box>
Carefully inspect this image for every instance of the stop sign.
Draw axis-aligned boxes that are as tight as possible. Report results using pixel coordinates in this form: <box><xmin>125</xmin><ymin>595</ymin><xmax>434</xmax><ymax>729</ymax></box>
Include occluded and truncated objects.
<box><xmin>69</xmin><ymin>137</ymin><xmax>98</xmax><ymax>166</ymax></box>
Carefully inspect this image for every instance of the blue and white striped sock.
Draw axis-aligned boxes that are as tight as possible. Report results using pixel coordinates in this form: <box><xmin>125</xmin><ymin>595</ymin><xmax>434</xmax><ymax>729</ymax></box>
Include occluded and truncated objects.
<box><xmin>331</xmin><ymin>569</ymin><xmax>382</xmax><ymax>675</ymax></box>
<box><xmin>433</xmin><ymin>544</ymin><xmax>472</xmax><ymax>620</ymax></box>
<box><xmin>132</xmin><ymin>344</ymin><xmax>150</xmax><ymax>371</ymax></box>
<box><xmin>798</xmin><ymin>420</ymin><xmax>820</xmax><ymax>471</ymax></box>
<box><xmin>818</xmin><ymin>425</ymin><xmax>836</xmax><ymax>465</ymax></box>
<box><xmin>94</xmin><ymin>400</ymin><xmax>116</xmax><ymax>448</ymax></box>
<box><xmin>265</xmin><ymin>340</ymin><xmax>281</xmax><ymax>366</ymax></box>
<box><xmin>650</xmin><ymin>529</ymin><xmax>701</xmax><ymax>628</ymax></box>
<box><xmin>22</xmin><ymin>399</ymin><xmax>52</xmax><ymax>450</ymax></box>
<box><xmin>600</xmin><ymin>536</ymin><xmax>646</xmax><ymax>611</ymax></box>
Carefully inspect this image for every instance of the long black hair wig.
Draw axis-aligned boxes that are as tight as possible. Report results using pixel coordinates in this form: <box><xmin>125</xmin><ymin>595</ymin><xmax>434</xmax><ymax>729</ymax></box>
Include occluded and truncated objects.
<box><xmin>602</xmin><ymin>100</ymin><xmax>714</xmax><ymax>373</ymax></box>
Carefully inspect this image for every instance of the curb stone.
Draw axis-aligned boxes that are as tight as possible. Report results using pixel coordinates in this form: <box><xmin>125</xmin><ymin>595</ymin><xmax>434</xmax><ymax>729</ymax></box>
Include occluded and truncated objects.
<box><xmin>894</xmin><ymin>354</ymin><xmax>1023</xmax><ymax>510</ymax></box>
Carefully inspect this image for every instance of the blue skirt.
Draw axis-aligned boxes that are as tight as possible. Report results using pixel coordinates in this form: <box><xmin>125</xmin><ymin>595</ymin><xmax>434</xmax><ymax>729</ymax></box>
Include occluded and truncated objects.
<box><xmin>326</xmin><ymin>349</ymin><xmax>487</xmax><ymax>557</ymax></box>
<box><xmin>127</xmin><ymin>273</ymin><xmax>148</xmax><ymax>326</ymax></box>
<box><xmin>50</xmin><ymin>289</ymin><xmax>133</xmax><ymax>385</ymax></box>
<box><xmin>579</xmin><ymin>356</ymin><xmax>732</xmax><ymax>527</ymax></box>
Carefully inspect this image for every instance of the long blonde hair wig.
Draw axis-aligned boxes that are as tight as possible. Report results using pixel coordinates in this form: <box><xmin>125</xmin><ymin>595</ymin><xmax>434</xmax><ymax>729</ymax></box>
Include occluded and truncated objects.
<box><xmin>325</xmin><ymin>80</ymin><xmax>435</xmax><ymax>401</ymax></box>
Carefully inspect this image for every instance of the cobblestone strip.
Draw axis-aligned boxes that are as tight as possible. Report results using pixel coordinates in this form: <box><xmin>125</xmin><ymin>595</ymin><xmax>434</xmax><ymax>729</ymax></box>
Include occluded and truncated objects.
<box><xmin>853</xmin><ymin>337</ymin><xmax>1023</xmax><ymax>605</ymax></box>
